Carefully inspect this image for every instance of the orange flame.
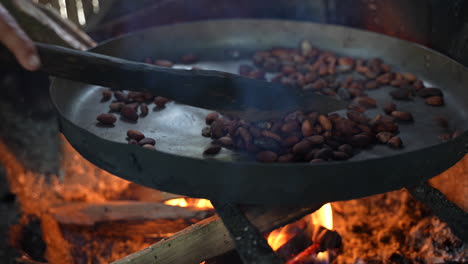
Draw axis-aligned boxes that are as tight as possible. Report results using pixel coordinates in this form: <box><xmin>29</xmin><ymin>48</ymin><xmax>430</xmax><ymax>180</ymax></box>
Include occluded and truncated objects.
<box><xmin>164</xmin><ymin>198</ymin><xmax>213</xmax><ymax>209</ymax></box>
<box><xmin>267</xmin><ymin>203</ymin><xmax>333</xmax><ymax>255</ymax></box>
<box><xmin>311</xmin><ymin>203</ymin><xmax>333</xmax><ymax>263</ymax></box>
<box><xmin>267</xmin><ymin>225</ymin><xmax>297</xmax><ymax>251</ymax></box>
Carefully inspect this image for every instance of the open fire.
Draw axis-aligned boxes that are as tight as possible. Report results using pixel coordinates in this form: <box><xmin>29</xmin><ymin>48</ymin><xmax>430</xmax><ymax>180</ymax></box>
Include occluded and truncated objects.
<box><xmin>0</xmin><ymin>136</ymin><xmax>466</xmax><ymax>264</ymax></box>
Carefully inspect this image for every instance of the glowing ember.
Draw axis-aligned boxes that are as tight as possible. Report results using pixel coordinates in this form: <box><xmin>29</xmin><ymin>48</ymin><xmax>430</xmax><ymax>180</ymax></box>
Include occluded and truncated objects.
<box><xmin>164</xmin><ymin>198</ymin><xmax>213</xmax><ymax>209</ymax></box>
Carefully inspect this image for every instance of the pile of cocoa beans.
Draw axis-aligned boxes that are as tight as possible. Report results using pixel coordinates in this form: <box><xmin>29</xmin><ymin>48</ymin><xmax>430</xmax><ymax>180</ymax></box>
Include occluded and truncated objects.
<box><xmin>201</xmin><ymin>40</ymin><xmax>451</xmax><ymax>163</ymax></box>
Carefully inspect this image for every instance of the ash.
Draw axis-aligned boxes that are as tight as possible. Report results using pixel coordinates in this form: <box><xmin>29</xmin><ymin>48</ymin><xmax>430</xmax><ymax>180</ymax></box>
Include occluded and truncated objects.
<box><xmin>333</xmin><ymin>190</ymin><xmax>467</xmax><ymax>264</ymax></box>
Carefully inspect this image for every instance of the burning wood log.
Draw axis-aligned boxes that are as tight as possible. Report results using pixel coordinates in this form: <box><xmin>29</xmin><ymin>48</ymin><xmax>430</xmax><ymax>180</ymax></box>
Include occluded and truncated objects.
<box><xmin>112</xmin><ymin>204</ymin><xmax>323</xmax><ymax>264</ymax></box>
<box><xmin>49</xmin><ymin>201</ymin><xmax>212</xmax><ymax>226</ymax></box>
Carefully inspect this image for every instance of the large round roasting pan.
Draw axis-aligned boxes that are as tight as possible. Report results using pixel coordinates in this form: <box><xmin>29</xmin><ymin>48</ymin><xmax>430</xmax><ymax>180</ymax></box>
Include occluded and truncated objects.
<box><xmin>50</xmin><ymin>19</ymin><xmax>468</xmax><ymax>205</ymax></box>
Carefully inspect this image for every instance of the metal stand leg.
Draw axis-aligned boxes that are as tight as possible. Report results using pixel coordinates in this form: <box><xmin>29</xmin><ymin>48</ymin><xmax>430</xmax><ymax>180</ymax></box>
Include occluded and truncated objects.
<box><xmin>212</xmin><ymin>201</ymin><xmax>284</xmax><ymax>264</ymax></box>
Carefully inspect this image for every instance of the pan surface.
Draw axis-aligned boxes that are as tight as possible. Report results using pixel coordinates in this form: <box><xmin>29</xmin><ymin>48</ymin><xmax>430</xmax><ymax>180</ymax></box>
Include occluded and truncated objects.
<box><xmin>50</xmin><ymin>19</ymin><xmax>468</xmax><ymax>205</ymax></box>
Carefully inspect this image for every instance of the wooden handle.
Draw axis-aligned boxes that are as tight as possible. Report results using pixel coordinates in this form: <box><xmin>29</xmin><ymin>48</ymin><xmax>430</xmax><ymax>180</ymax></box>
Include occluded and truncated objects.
<box><xmin>0</xmin><ymin>42</ymin><xmax>348</xmax><ymax>115</ymax></box>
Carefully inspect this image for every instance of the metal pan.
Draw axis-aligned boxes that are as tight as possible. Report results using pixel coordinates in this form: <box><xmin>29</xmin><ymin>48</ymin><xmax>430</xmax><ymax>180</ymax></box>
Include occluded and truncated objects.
<box><xmin>50</xmin><ymin>19</ymin><xmax>468</xmax><ymax>205</ymax></box>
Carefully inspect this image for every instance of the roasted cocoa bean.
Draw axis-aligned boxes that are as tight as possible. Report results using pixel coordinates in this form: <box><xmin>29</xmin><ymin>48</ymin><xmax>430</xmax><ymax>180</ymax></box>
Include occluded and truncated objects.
<box><xmin>139</xmin><ymin>138</ymin><xmax>156</xmax><ymax>146</ymax></box>
<box><xmin>326</xmin><ymin>139</ymin><xmax>341</xmax><ymax>149</ymax></box>
<box><xmin>433</xmin><ymin>115</ymin><xmax>449</xmax><ymax>128</ymax></box>
<box><xmin>371</xmin><ymin>120</ymin><xmax>399</xmax><ymax>133</ymax></box>
<box><xmin>309</xmin><ymin>79</ymin><xmax>328</xmax><ymax>90</ymax></box>
<box><xmin>348</xmin><ymin>87</ymin><xmax>364</xmax><ymax>98</ymax></box>
<box><xmin>206</xmin><ymin>112</ymin><xmax>219</xmax><ymax>125</ymax></box>
<box><xmin>349</xmin><ymin>81</ymin><xmax>364</xmax><ymax>90</ymax></box>
<box><xmin>387</xmin><ymin>136</ymin><xmax>403</xmax><ymax>148</ymax></box>
<box><xmin>248</xmin><ymin>127</ymin><xmax>262</xmax><ymax>138</ymax></box>
<box><xmin>109</xmin><ymin>102</ymin><xmax>125</xmax><ymax>112</ymax></box>
<box><xmin>307</xmin><ymin>135</ymin><xmax>325</xmax><ymax>145</ymax></box>
<box><xmin>101</xmin><ymin>90</ymin><xmax>112</xmax><ymax>102</ymax></box>
<box><xmin>413</xmin><ymin>80</ymin><xmax>425</xmax><ymax>91</ymax></box>
<box><xmin>365</xmin><ymin>81</ymin><xmax>379</xmax><ymax>90</ymax></box>
<box><xmin>364</xmin><ymin>70</ymin><xmax>378</xmax><ymax>79</ymax></box>
<box><xmin>121</xmin><ymin>105</ymin><xmax>139</xmax><ymax>121</ymax></box>
<box><xmin>383</xmin><ymin>102</ymin><xmax>397</xmax><ymax>115</ymax></box>
<box><xmin>127</xmin><ymin>130</ymin><xmax>145</xmax><ymax>140</ymax></box>
<box><xmin>338</xmin><ymin>57</ymin><xmax>355</xmax><ymax>68</ymax></box>
<box><xmin>347</xmin><ymin>111</ymin><xmax>369</xmax><ymax>125</ymax></box>
<box><xmin>349</xmin><ymin>134</ymin><xmax>373</xmax><ymax>147</ymax></box>
<box><xmin>301</xmin><ymin>120</ymin><xmax>314</xmax><ymax>137</ymax></box>
<box><xmin>254</xmin><ymin>137</ymin><xmax>281</xmax><ymax>152</ymax></box>
<box><xmin>338</xmin><ymin>144</ymin><xmax>353</xmax><ymax>155</ymax></box>
<box><xmin>391</xmin><ymin>111</ymin><xmax>414</xmax><ymax>122</ymax></box>
<box><xmin>334</xmin><ymin>119</ymin><xmax>354</xmax><ymax>136</ymax></box>
<box><xmin>354</xmin><ymin>96</ymin><xmax>377</xmax><ymax>108</ymax></box>
<box><xmin>261</xmin><ymin>130</ymin><xmax>282</xmax><ymax>142</ymax></box>
<box><xmin>202</xmin><ymin>127</ymin><xmax>211</xmax><ymax>137</ymax></box>
<box><xmin>390</xmin><ymin>89</ymin><xmax>411</xmax><ymax>100</ymax></box>
<box><xmin>333</xmin><ymin>151</ymin><xmax>350</xmax><ymax>161</ymax></box>
<box><xmin>126</xmin><ymin>102</ymin><xmax>139</xmax><ymax>111</ymax></box>
<box><xmin>304</xmin><ymin>148</ymin><xmax>319</xmax><ymax>161</ymax></box>
<box><xmin>140</xmin><ymin>103</ymin><xmax>149</xmax><ymax>117</ymax></box>
<box><xmin>293</xmin><ymin>140</ymin><xmax>313</xmax><ymax>154</ymax></box>
<box><xmin>237</xmin><ymin>127</ymin><xmax>252</xmax><ymax>143</ymax></box>
<box><xmin>402</xmin><ymin>73</ymin><xmax>417</xmax><ymax>82</ymax></box>
<box><xmin>304</xmin><ymin>72</ymin><xmax>318</xmax><ymax>84</ymax></box>
<box><xmin>281</xmin><ymin>121</ymin><xmax>299</xmax><ymax>134</ymax></box>
<box><xmin>180</xmin><ymin>54</ymin><xmax>198</xmax><ymax>64</ymax></box>
<box><xmin>217</xmin><ymin>136</ymin><xmax>234</xmax><ymax>148</ymax></box>
<box><xmin>271</xmin><ymin>121</ymin><xmax>284</xmax><ymax>133</ymax></box>
<box><xmin>376</xmin><ymin>132</ymin><xmax>393</xmax><ymax>144</ymax></box>
<box><xmin>380</xmin><ymin>64</ymin><xmax>391</xmax><ymax>73</ymax></box>
<box><xmin>211</xmin><ymin>120</ymin><xmax>226</xmax><ymax>138</ymax></box>
<box><xmin>357</xmin><ymin>124</ymin><xmax>372</xmax><ymax>134</ymax></box>
<box><xmin>282</xmin><ymin>135</ymin><xmax>301</xmax><ymax>147</ymax></box>
<box><xmin>418</xmin><ymin>88</ymin><xmax>443</xmax><ymax>98</ymax></box>
<box><xmin>318</xmin><ymin>115</ymin><xmax>333</xmax><ymax>131</ymax></box>
<box><xmin>314</xmin><ymin>147</ymin><xmax>333</xmax><ymax>160</ymax></box>
<box><xmin>96</xmin><ymin>113</ymin><xmax>117</xmax><ymax>125</ymax></box>
<box><xmin>128</xmin><ymin>139</ymin><xmax>138</xmax><ymax>145</ymax></box>
<box><xmin>425</xmin><ymin>96</ymin><xmax>444</xmax><ymax>106</ymax></box>
<box><xmin>114</xmin><ymin>91</ymin><xmax>127</xmax><ymax>102</ymax></box>
<box><xmin>347</xmin><ymin>103</ymin><xmax>367</xmax><ymax>113</ymax></box>
<box><xmin>248</xmin><ymin>70</ymin><xmax>266</xmax><ymax>80</ymax></box>
<box><xmin>142</xmin><ymin>144</ymin><xmax>156</xmax><ymax>150</ymax></box>
<box><xmin>278</xmin><ymin>153</ymin><xmax>294</xmax><ymax>163</ymax></box>
<box><xmin>376</xmin><ymin>73</ymin><xmax>393</xmax><ymax>84</ymax></box>
<box><xmin>328</xmin><ymin>113</ymin><xmax>341</xmax><ymax>121</ymax></box>
<box><xmin>154</xmin><ymin>59</ymin><xmax>174</xmax><ymax>67</ymax></box>
<box><xmin>154</xmin><ymin>96</ymin><xmax>170</xmax><ymax>108</ymax></box>
<box><xmin>204</xmin><ymin>144</ymin><xmax>221</xmax><ymax>155</ymax></box>
<box><xmin>256</xmin><ymin>151</ymin><xmax>278</xmax><ymax>163</ymax></box>
<box><xmin>390</xmin><ymin>79</ymin><xmax>403</xmax><ymax>87</ymax></box>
